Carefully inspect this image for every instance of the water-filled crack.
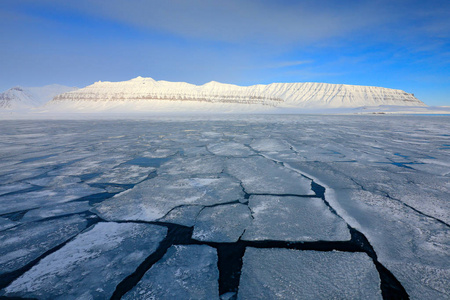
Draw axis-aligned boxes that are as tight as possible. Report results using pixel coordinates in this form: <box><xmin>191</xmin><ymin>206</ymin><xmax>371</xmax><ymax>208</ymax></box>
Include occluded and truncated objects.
<box><xmin>1</xmin><ymin>154</ymin><xmax>410</xmax><ymax>300</ymax></box>
<box><xmin>108</xmin><ymin>216</ymin><xmax>409</xmax><ymax>299</ymax></box>
<box><xmin>240</xmin><ymin>152</ymin><xmax>409</xmax><ymax>299</ymax></box>
<box><xmin>0</xmin><ymin>214</ymin><xmax>101</xmax><ymax>291</ymax></box>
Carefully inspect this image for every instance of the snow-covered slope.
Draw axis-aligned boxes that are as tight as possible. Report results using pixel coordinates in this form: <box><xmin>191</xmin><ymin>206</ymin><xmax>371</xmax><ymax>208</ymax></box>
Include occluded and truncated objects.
<box><xmin>0</xmin><ymin>85</ymin><xmax>78</xmax><ymax>109</ymax></box>
<box><xmin>49</xmin><ymin>77</ymin><xmax>425</xmax><ymax>111</ymax></box>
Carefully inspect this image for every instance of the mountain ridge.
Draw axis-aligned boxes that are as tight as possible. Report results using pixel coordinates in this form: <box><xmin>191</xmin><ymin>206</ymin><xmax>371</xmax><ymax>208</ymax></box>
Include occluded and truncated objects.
<box><xmin>50</xmin><ymin>77</ymin><xmax>425</xmax><ymax>110</ymax></box>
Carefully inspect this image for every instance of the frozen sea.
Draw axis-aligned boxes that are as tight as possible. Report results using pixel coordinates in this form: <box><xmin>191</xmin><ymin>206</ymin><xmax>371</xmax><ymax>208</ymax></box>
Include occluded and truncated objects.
<box><xmin>0</xmin><ymin>115</ymin><xmax>448</xmax><ymax>299</ymax></box>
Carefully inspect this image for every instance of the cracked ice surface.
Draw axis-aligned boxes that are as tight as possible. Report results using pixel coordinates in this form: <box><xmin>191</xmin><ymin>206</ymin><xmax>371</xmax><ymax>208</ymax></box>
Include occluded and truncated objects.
<box><xmin>123</xmin><ymin>245</ymin><xmax>219</xmax><ymax>300</ymax></box>
<box><xmin>93</xmin><ymin>175</ymin><xmax>244</xmax><ymax>222</ymax></box>
<box><xmin>207</xmin><ymin>142</ymin><xmax>254</xmax><ymax>157</ymax></box>
<box><xmin>157</xmin><ymin>205</ymin><xmax>204</xmax><ymax>227</ymax></box>
<box><xmin>238</xmin><ymin>248</ymin><xmax>382</xmax><ymax>299</ymax></box>
<box><xmin>0</xmin><ymin>218</ymin><xmax>17</xmax><ymax>232</ymax></box>
<box><xmin>330</xmin><ymin>189</ymin><xmax>450</xmax><ymax>299</ymax></box>
<box><xmin>158</xmin><ymin>155</ymin><xmax>225</xmax><ymax>176</ymax></box>
<box><xmin>26</xmin><ymin>176</ymin><xmax>81</xmax><ymax>187</ymax></box>
<box><xmin>226</xmin><ymin>156</ymin><xmax>314</xmax><ymax>195</ymax></box>
<box><xmin>242</xmin><ymin>195</ymin><xmax>350</xmax><ymax>242</ymax></box>
<box><xmin>85</xmin><ymin>164</ymin><xmax>155</xmax><ymax>184</ymax></box>
<box><xmin>3</xmin><ymin>222</ymin><xmax>167</xmax><ymax>299</ymax></box>
<box><xmin>21</xmin><ymin>201</ymin><xmax>91</xmax><ymax>222</ymax></box>
<box><xmin>193</xmin><ymin>204</ymin><xmax>252</xmax><ymax>242</ymax></box>
<box><xmin>0</xmin><ymin>215</ymin><xmax>87</xmax><ymax>276</ymax></box>
<box><xmin>0</xmin><ymin>184</ymin><xmax>104</xmax><ymax>215</ymax></box>
<box><xmin>0</xmin><ymin>182</ymin><xmax>33</xmax><ymax>196</ymax></box>
<box><xmin>0</xmin><ymin>116</ymin><xmax>449</xmax><ymax>299</ymax></box>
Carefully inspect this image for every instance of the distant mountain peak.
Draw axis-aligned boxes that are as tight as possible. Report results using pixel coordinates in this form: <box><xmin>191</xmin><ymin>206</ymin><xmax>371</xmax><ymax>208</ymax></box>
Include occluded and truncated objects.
<box><xmin>0</xmin><ymin>85</ymin><xmax>78</xmax><ymax>109</ymax></box>
<box><xmin>130</xmin><ymin>76</ymin><xmax>155</xmax><ymax>82</ymax></box>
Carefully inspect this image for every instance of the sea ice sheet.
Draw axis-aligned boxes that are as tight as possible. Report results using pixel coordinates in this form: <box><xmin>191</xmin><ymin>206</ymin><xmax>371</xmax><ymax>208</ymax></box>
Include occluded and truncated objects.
<box><xmin>93</xmin><ymin>175</ymin><xmax>243</xmax><ymax>222</ymax></box>
<box><xmin>0</xmin><ymin>217</ymin><xmax>18</xmax><ymax>232</ymax></box>
<box><xmin>21</xmin><ymin>201</ymin><xmax>91</xmax><ymax>222</ymax></box>
<box><xmin>226</xmin><ymin>157</ymin><xmax>314</xmax><ymax>195</ymax></box>
<box><xmin>85</xmin><ymin>164</ymin><xmax>155</xmax><ymax>184</ymax></box>
<box><xmin>250</xmin><ymin>138</ymin><xmax>292</xmax><ymax>153</ymax></box>
<box><xmin>0</xmin><ymin>215</ymin><xmax>87</xmax><ymax>276</ymax></box>
<box><xmin>158</xmin><ymin>155</ymin><xmax>225</xmax><ymax>176</ymax></box>
<box><xmin>242</xmin><ymin>195</ymin><xmax>350</xmax><ymax>241</ymax></box>
<box><xmin>207</xmin><ymin>142</ymin><xmax>254</xmax><ymax>157</ymax></box>
<box><xmin>26</xmin><ymin>176</ymin><xmax>81</xmax><ymax>187</ymax></box>
<box><xmin>0</xmin><ymin>184</ymin><xmax>104</xmax><ymax>215</ymax></box>
<box><xmin>333</xmin><ymin>188</ymin><xmax>450</xmax><ymax>300</ymax></box>
<box><xmin>1</xmin><ymin>116</ymin><xmax>449</xmax><ymax>300</ymax></box>
<box><xmin>123</xmin><ymin>245</ymin><xmax>219</xmax><ymax>300</ymax></box>
<box><xmin>0</xmin><ymin>182</ymin><xmax>33</xmax><ymax>196</ymax></box>
<box><xmin>192</xmin><ymin>204</ymin><xmax>252</xmax><ymax>242</ymax></box>
<box><xmin>238</xmin><ymin>248</ymin><xmax>381</xmax><ymax>299</ymax></box>
<box><xmin>4</xmin><ymin>222</ymin><xmax>167</xmax><ymax>299</ymax></box>
<box><xmin>157</xmin><ymin>205</ymin><xmax>204</xmax><ymax>227</ymax></box>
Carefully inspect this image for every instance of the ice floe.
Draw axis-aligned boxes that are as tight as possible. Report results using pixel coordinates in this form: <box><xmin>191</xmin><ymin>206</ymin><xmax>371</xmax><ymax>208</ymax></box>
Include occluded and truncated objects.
<box><xmin>0</xmin><ymin>215</ymin><xmax>87</xmax><ymax>276</ymax></box>
<box><xmin>93</xmin><ymin>176</ymin><xmax>243</xmax><ymax>222</ymax></box>
<box><xmin>123</xmin><ymin>245</ymin><xmax>219</xmax><ymax>300</ymax></box>
<box><xmin>242</xmin><ymin>195</ymin><xmax>350</xmax><ymax>242</ymax></box>
<box><xmin>226</xmin><ymin>157</ymin><xmax>314</xmax><ymax>195</ymax></box>
<box><xmin>193</xmin><ymin>204</ymin><xmax>252</xmax><ymax>242</ymax></box>
<box><xmin>3</xmin><ymin>222</ymin><xmax>167</xmax><ymax>299</ymax></box>
<box><xmin>238</xmin><ymin>248</ymin><xmax>381</xmax><ymax>299</ymax></box>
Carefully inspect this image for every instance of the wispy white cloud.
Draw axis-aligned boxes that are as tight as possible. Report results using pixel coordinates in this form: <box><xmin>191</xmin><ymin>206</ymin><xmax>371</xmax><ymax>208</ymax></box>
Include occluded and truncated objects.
<box><xmin>6</xmin><ymin>0</ymin><xmax>450</xmax><ymax>51</ymax></box>
<box><xmin>8</xmin><ymin>0</ymin><xmax>392</xmax><ymax>44</ymax></box>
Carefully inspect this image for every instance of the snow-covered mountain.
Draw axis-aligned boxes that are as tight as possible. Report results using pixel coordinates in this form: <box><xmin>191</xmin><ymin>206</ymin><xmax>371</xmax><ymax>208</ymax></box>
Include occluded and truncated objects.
<box><xmin>0</xmin><ymin>85</ymin><xmax>78</xmax><ymax>109</ymax></box>
<box><xmin>48</xmin><ymin>77</ymin><xmax>425</xmax><ymax>111</ymax></box>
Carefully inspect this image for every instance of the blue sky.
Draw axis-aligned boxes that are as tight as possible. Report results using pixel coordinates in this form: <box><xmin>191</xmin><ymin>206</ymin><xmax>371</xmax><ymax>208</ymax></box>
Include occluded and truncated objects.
<box><xmin>1</xmin><ymin>0</ymin><xmax>449</xmax><ymax>105</ymax></box>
